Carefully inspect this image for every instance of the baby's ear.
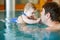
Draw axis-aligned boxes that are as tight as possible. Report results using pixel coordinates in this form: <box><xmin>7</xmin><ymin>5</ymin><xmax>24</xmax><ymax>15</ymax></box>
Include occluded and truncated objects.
<box><xmin>24</xmin><ymin>9</ymin><xmax>26</xmax><ymax>13</ymax></box>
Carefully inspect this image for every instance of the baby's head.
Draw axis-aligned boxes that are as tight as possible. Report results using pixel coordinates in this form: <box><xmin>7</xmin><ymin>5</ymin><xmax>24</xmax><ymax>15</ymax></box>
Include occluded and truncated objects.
<box><xmin>24</xmin><ymin>2</ymin><xmax>36</xmax><ymax>17</ymax></box>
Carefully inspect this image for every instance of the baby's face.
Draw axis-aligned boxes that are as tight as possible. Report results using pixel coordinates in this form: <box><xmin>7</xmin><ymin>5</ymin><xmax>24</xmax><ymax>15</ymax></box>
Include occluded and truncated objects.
<box><xmin>25</xmin><ymin>8</ymin><xmax>35</xmax><ymax>17</ymax></box>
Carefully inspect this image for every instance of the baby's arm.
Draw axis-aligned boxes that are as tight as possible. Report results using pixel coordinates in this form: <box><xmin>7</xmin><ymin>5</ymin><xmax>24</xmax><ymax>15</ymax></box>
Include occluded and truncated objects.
<box><xmin>22</xmin><ymin>15</ymin><xmax>40</xmax><ymax>24</ymax></box>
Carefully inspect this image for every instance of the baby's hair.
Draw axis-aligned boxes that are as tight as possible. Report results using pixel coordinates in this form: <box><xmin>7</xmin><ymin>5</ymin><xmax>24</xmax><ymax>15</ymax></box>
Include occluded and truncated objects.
<box><xmin>24</xmin><ymin>2</ymin><xmax>36</xmax><ymax>13</ymax></box>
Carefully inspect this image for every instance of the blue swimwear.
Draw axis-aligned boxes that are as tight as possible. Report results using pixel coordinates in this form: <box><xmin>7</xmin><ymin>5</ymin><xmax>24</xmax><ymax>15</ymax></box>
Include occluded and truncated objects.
<box><xmin>10</xmin><ymin>12</ymin><xmax>27</xmax><ymax>23</ymax></box>
<box><xmin>10</xmin><ymin>18</ymin><xmax>17</xmax><ymax>23</ymax></box>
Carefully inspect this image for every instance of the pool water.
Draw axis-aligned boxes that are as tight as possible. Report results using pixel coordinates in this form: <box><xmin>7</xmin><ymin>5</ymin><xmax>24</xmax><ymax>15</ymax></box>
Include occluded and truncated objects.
<box><xmin>0</xmin><ymin>21</ymin><xmax>48</xmax><ymax>40</ymax></box>
<box><xmin>0</xmin><ymin>11</ymin><xmax>48</xmax><ymax>40</ymax></box>
<box><xmin>0</xmin><ymin>11</ymin><xmax>60</xmax><ymax>40</ymax></box>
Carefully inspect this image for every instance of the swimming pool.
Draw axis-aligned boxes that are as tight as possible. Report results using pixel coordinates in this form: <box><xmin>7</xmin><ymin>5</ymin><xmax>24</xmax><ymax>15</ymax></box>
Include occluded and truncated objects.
<box><xmin>0</xmin><ymin>11</ymin><xmax>47</xmax><ymax>40</ymax></box>
<box><xmin>0</xmin><ymin>21</ymin><xmax>47</xmax><ymax>40</ymax></box>
<box><xmin>0</xmin><ymin>11</ymin><xmax>60</xmax><ymax>40</ymax></box>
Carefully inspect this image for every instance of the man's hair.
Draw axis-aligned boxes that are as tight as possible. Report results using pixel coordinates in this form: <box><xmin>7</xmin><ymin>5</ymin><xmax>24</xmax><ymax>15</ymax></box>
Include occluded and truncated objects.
<box><xmin>43</xmin><ymin>2</ymin><xmax>60</xmax><ymax>22</ymax></box>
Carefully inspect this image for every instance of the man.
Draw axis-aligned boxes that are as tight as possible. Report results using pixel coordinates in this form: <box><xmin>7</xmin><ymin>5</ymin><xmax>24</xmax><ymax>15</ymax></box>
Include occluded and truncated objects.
<box><xmin>40</xmin><ymin>2</ymin><xmax>60</xmax><ymax>40</ymax></box>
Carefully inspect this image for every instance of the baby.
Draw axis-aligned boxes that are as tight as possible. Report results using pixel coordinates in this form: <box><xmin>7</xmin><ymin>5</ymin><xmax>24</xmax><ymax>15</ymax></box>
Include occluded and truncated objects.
<box><xmin>17</xmin><ymin>2</ymin><xmax>40</xmax><ymax>24</ymax></box>
<box><xmin>17</xmin><ymin>2</ymin><xmax>40</xmax><ymax>33</ymax></box>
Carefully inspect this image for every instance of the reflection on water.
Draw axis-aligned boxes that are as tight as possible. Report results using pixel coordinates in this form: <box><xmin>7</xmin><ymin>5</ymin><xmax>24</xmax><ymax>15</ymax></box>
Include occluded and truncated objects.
<box><xmin>5</xmin><ymin>22</ymin><xmax>48</xmax><ymax>40</ymax></box>
<box><xmin>0</xmin><ymin>20</ymin><xmax>49</xmax><ymax>40</ymax></box>
<box><xmin>0</xmin><ymin>30</ymin><xmax>5</xmax><ymax>40</ymax></box>
<box><xmin>0</xmin><ymin>21</ymin><xmax>6</xmax><ymax>40</ymax></box>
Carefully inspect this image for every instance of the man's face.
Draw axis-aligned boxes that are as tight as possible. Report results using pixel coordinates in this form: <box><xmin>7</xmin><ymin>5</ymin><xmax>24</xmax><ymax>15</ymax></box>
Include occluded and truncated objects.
<box><xmin>40</xmin><ymin>8</ymin><xmax>47</xmax><ymax>24</ymax></box>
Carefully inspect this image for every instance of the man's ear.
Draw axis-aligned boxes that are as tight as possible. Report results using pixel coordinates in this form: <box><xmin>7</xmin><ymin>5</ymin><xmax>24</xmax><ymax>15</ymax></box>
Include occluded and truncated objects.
<box><xmin>46</xmin><ymin>12</ymin><xmax>50</xmax><ymax>19</ymax></box>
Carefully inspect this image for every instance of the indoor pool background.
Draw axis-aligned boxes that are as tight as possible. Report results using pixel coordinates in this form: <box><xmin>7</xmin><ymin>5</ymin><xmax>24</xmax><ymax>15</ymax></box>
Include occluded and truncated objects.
<box><xmin>0</xmin><ymin>11</ymin><xmax>60</xmax><ymax>40</ymax></box>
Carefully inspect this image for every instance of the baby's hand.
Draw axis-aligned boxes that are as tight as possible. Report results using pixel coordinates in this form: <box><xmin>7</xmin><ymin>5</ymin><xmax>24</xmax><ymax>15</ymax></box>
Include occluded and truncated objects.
<box><xmin>27</xmin><ymin>16</ymin><xmax>37</xmax><ymax>20</ymax></box>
